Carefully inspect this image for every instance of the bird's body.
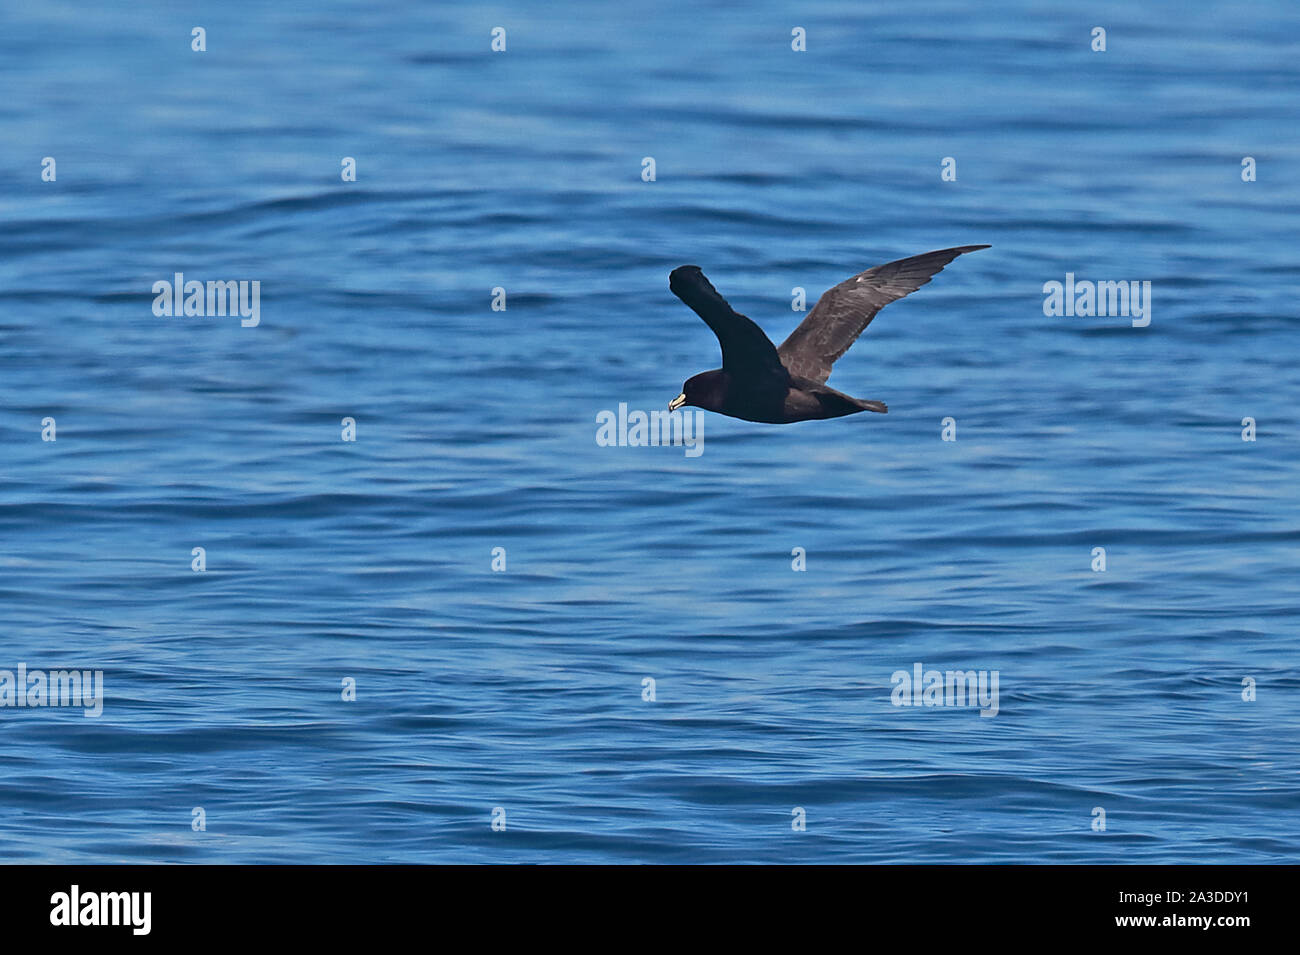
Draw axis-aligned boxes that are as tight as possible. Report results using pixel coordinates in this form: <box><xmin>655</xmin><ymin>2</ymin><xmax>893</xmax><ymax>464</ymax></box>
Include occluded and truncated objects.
<box><xmin>679</xmin><ymin>367</ymin><xmax>884</xmax><ymax>423</ymax></box>
<box><xmin>668</xmin><ymin>245</ymin><xmax>989</xmax><ymax>423</ymax></box>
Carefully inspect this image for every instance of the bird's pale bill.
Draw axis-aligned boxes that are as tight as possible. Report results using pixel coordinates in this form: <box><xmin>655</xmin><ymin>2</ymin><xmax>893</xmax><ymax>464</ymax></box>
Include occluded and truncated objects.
<box><xmin>668</xmin><ymin>393</ymin><xmax>687</xmax><ymax>411</ymax></box>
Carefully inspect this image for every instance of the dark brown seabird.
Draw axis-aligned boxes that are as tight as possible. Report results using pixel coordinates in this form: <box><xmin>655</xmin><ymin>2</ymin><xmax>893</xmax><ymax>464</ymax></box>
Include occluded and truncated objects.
<box><xmin>667</xmin><ymin>245</ymin><xmax>989</xmax><ymax>423</ymax></box>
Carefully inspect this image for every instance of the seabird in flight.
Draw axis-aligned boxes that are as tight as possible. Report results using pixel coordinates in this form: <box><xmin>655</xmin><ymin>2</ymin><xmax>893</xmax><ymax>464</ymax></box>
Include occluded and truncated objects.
<box><xmin>668</xmin><ymin>245</ymin><xmax>989</xmax><ymax>423</ymax></box>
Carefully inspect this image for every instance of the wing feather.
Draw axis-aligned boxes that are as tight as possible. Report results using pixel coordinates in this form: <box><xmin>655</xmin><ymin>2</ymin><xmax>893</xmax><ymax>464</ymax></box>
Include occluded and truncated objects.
<box><xmin>777</xmin><ymin>245</ymin><xmax>989</xmax><ymax>383</ymax></box>
<box><xmin>670</xmin><ymin>266</ymin><xmax>787</xmax><ymax>386</ymax></box>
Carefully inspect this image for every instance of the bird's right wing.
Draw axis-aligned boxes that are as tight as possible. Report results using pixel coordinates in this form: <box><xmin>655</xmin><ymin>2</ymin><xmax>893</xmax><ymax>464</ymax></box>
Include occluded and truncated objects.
<box><xmin>778</xmin><ymin>245</ymin><xmax>990</xmax><ymax>384</ymax></box>
<box><xmin>669</xmin><ymin>266</ymin><xmax>787</xmax><ymax>386</ymax></box>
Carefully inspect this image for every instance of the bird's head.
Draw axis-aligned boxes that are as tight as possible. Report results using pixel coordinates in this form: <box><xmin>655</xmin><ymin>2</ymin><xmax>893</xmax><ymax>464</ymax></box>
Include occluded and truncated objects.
<box><xmin>670</xmin><ymin>369</ymin><xmax>727</xmax><ymax>412</ymax></box>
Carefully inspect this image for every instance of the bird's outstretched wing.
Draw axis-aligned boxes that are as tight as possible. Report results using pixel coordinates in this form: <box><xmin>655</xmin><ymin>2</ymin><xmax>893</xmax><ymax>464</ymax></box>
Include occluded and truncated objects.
<box><xmin>777</xmin><ymin>245</ymin><xmax>990</xmax><ymax>384</ymax></box>
<box><xmin>669</xmin><ymin>265</ymin><xmax>787</xmax><ymax>384</ymax></box>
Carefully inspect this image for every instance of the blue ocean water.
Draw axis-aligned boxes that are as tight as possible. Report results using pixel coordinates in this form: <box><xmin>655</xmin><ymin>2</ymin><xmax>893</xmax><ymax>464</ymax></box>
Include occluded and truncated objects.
<box><xmin>2</xmin><ymin>0</ymin><xmax>1298</xmax><ymax>863</ymax></box>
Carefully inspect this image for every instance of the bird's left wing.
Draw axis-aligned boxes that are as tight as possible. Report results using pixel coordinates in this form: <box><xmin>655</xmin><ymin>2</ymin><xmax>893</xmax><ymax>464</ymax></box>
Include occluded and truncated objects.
<box><xmin>669</xmin><ymin>266</ymin><xmax>787</xmax><ymax>385</ymax></box>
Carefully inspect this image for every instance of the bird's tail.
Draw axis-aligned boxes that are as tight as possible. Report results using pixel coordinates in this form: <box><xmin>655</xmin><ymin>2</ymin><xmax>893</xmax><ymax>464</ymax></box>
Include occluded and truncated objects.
<box><xmin>858</xmin><ymin>399</ymin><xmax>887</xmax><ymax>414</ymax></box>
